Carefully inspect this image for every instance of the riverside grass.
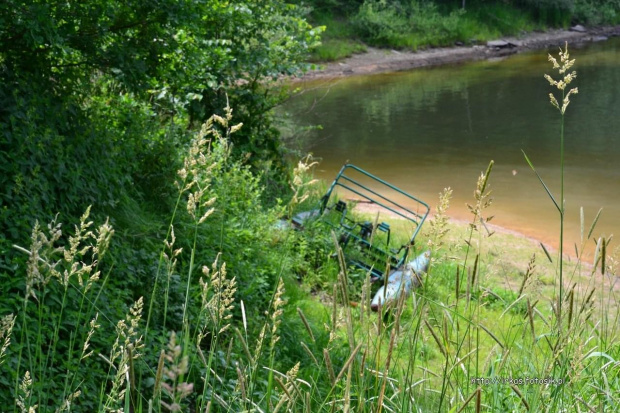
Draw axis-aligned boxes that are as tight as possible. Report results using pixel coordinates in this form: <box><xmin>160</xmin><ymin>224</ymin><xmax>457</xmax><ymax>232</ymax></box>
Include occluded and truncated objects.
<box><xmin>3</xmin><ymin>52</ymin><xmax>620</xmax><ymax>412</ymax></box>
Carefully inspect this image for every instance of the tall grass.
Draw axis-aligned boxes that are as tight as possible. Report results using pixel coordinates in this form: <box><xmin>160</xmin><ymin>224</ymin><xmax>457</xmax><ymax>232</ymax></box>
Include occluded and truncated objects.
<box><xmin>523</xmin><ymin>42</ymin><xmax>577</xmax><ymax>332</ymax></box>
<box><xmin>2</xmin><ymin>47</ymin><xmax>620</xmax><ymax>412</ymax></box>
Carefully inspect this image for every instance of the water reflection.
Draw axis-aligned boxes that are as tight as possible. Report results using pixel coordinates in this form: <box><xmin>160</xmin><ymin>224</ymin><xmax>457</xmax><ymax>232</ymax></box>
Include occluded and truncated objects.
<box><xmin>282</xmin><ymin>39</ymin><xmax>620</xmax><ymax>254</ymax></box>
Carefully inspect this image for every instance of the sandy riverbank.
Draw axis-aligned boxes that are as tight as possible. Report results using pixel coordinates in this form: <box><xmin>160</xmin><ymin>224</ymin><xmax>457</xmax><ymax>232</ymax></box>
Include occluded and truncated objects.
<box><xmin>298</xmin><ymin>26</ymin><xmax>620</xmax><ymax>81</ymax></box>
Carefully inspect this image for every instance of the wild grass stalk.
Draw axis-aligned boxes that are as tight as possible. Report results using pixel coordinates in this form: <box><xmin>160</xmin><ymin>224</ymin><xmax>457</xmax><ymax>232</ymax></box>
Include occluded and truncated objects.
<box><xmin>435</xmin><ymin>160</ymin><xmax>493</xmax><ymax>411</ymax></box>
<box><xmin>523</xmin><ymin>42</ymin><xmax>578</xmax><ymax>328</ymax></box>
<box><xmin>9</xmin><ymin>207</ymin><xmax>114</xmax><ymax>412</ymax></box>
<box><xmin>518</xmin><ymin>42</ymin><xmax>580</xmax><ymax>409</ymax></box>
<box><xmin>0</xmin><ymin>313</ymin><xmax>16</xmax><ymax>367</ymax></box>
<box><xmin>545</xmin><ymin>43</ymin><xmax>578</xmax><ymax>326</ymax></box>
<box><xmin>101</xmin><ymin>297</ymin><xmax>144</xmax><ymax>412</ymax></box>
<box><xmin>266</xmin><ymin>277</ymin><xmax>286</xmax><ymax>412</ymax></box>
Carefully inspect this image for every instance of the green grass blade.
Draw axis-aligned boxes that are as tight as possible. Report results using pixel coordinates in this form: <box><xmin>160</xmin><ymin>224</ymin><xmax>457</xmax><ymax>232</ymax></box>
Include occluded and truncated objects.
<box><xmin>540</xmin><ymin>242</ymin><xmax>553</xmax><ymax>263</ymax></box>
<box><xmin>588</xmin><ymin>208</ymin><xmax>603</xmax><ymax>239</ymax></box>
<box><xmin>585</xmin><ymin>352</ymin><xmax>615</xmax><ymax>363</ymax></box>
<box><xmin>522</xmin><ymin>150</ymin><xmax>560</xmax><ymax>213</ymax></box>
<box><xmin>603</xmin><ymin>237</ymin><xmax>607</xmax><ymax>274</ymax></box>
<box><xmin>479</xmin><ymin>323</ymin><xmax>504</xmax><ymax>349</ymax></box>
<box><xmin>580</xmin><ymin>207</ymin><xmax>584</xmax><ymax>246</ymax></box>
<box><xmin>574</xmin><ymin>242</ymin><xmax>579</xmax><ymax>259</ymax></box>
<box><xmin>594</xmin><ymin>237</ymin><xmax>602</xmax><ymax>269</ymax></box>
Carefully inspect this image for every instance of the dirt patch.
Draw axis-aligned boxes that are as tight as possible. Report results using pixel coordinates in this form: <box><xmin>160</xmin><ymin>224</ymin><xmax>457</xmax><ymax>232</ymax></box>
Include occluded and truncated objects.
<box><xmin>297</xmin><ymin>26</ymin><xmax>620</xmax><ymax>81</ymax></box>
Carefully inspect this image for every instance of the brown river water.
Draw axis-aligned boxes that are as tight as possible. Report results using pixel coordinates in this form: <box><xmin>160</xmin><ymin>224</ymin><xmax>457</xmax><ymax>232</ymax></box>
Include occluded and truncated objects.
<box><xmin>281</xmin><ymin>38</ymin><xmax>620</xmax><ymax>257</ymax></box>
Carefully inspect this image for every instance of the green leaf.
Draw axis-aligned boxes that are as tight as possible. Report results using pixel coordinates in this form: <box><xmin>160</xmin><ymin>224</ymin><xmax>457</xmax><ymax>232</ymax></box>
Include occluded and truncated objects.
<box><xmin>585</xmin><ymin>352</ymin><xmax>615</xmax><ymax>363</ymax></box>
<box><xmin>522</xmin><ymin>150</ymin><xmax>560</xmax><ymax>213</ymax></box>
<box><xmin>540</xmin><ymin>242</ymin><xmax>553</xmax><ymax>263</ymax></box>
<box><xmin>588</xmin><ymin>207</ymin><xmax>603</xmax><ymax>239</ymax></box>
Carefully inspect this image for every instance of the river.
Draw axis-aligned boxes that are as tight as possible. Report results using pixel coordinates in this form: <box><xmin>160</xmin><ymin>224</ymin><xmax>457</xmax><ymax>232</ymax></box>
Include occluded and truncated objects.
<box><xmin>281</xmin><ymin>38</ymin><xmax>620</xmax><ymax>256</ymax></box>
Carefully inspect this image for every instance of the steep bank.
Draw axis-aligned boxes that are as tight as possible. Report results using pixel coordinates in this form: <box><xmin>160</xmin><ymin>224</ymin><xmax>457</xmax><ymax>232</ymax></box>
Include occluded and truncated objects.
<box><xmin>299</xmin><ymin>26</ymin><xmax>620</xmax><ymax>80</ymax></box>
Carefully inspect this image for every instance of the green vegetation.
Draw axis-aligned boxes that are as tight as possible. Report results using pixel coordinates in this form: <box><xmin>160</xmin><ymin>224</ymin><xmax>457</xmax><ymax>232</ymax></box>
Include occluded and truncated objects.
<box><xmin>0</xmin><ymin>0</ymin><xmax>321</xmax><ymax>250</ymax></box>
<box><xmin>3</xmin><ymin>135</ymin><xmax>620</xmax><ymax>410</ymax></box>
<box><xmin>303</xmin><ymin>0</ymin><xmax>620</xmax><ymax>61</ymax></box>
<box><xmin>2</xmin><ymin>1</ymin><xmax>620</xmax><ymax>412</ymax></box>
<box><xmin>0</xmin><ymin>0</ymin><xmax>323</xmax><ymax>410</ymax></box>
<box><xmin>309</xmin><ymin>39</ymin><xmax>368</xmax><ymax>62</ymax></box>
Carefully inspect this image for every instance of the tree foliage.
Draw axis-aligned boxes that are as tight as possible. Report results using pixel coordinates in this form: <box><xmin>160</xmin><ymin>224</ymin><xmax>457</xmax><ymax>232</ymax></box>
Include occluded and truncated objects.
<box><xmin>0</xmin><ymin>0</ymin><xmax>320</xmax><ymax>247</ymax></box>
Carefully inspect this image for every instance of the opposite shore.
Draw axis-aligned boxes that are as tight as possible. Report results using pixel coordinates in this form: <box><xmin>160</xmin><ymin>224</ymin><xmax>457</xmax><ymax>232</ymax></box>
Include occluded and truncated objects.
<box><xmin>298</xmin><ymin>25</ymin><xmax>620</xmax><ymax>81</ymax></box>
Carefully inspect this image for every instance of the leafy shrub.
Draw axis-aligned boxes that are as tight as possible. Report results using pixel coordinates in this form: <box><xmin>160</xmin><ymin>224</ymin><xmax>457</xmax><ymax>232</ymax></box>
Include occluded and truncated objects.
<box><xmin>304</xmin><ymin>0</ymin><xmax>366</xmax><ymax>16</ymax></box>
<box><xmin>0</xmin><ymin>107</ymin><xmax>335</xmax><ymax>410</ymax></box>
<box><xmin>573</xmin><ymin>0</ymin><xmax>620</xmax><ymax>24</ymax></box>
<box><xmin>352</xmin><ymin>0</ymin><xmax>469</xmax><ymax>49</ymax></box>
<box><xmin>352</xmin><ymin>0</ymin><xmax>412</xmax><ymax>47</ymax></box>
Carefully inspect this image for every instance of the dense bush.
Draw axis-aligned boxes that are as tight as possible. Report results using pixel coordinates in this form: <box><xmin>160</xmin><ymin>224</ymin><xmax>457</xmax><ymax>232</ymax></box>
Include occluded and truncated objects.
<box><xmin>0</xmin><ymin>0</ymin><xmax>321</xmax><ymax>252</ymax></box>
<box><xmin>0</xmin><ymin>107</ymin><xmax>336</xmax><ymax>409</ymax></box>
<box><xmin>0</xmin><ymin>0</ymin><xmax>321</xmax><ymax>320</ymax></box>
<box><xmin>0</xmin><ymin>1</ymin><xmax>324</xmax><ymax>409</ymax></box>
<box><xmin>574</xmin><ymin>0</ymin><xmax>620</xmax><ymax>24</ymax></box>
<box><xmin>352</xmin><ymin>0</ymin><xmax>483</xmax><ymax>48</ymax></box>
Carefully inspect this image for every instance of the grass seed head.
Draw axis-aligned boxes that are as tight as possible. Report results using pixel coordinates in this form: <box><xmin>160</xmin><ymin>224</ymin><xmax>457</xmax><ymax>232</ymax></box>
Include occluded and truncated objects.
<box><xmin>289</xmin><ymin>155</ymin><xmax>319</xmax><ymax>212</ymax></box>
<box><xmin>0</xmin><ymin>313</ymin><xmax>15</xmax><ymax>366</ymax></box>
<box><xmin>428</xmin><ymin>187</ymin><xmax>453</xmax><ymax>251</ymax></box>
<box><xmin>81</xmin><ymin>313</ymin><xmax>100</xmax><ymax>361</ymax></box>
<box><xmin>199</xmin><ymin>254</ymin><xmax>237</xmax><ymax>334</ymax></box>
<box><xmin>55</xmin><ymin>390</ymin><xmax>81</xmax><ymax>413</ymax></box>
<box><xmin>160</xmin><ymin>332</ymin><xmax>193</xmax><ymax>412</ymax></box>
<box><xmin>467</xmin><ymin>161</ymin><xmax>494</xmax><ymax>231</ymax></box>
<box><xmin>545</xmin><ymin>42</ymin><xmax>578</xmax><ymax>115</ymax></box>
<box><xmin>254</xmin><ymin>324</ymin><xmax>268</xmax><ymax>365</ymax></box>
<box><xmin>104</xmin><ymin>298</ymin><xmax>144</xmax><ymax>412</ymax></box>
<box><xmin>271</xmin><ymin>278</ymin><xmax>287</xmax><ymax>349</ymax></box>
<box><xmin>17</xmin><ymin>371</ymin><xmax>37</xmax><ymax>413</ymax></box>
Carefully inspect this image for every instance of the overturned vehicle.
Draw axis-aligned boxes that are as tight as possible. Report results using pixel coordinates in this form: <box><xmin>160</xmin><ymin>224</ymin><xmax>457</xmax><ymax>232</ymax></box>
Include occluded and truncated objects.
<box><xmin>286</xmin><ymin>164</ymin><xmax>431</xmax><ymax>311</ymax></box>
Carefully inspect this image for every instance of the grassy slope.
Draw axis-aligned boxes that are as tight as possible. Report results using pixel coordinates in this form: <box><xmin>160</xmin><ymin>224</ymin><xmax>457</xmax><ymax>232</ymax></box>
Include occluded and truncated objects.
<box><xmin>294</xmin><ymin>200</ymin><xmax>620</xmax><ymax>411</ymax></box>
<box><xmin>4</xmin><ymin>131</ymin><xmax>619</xmax><ymax>411</ymax></box>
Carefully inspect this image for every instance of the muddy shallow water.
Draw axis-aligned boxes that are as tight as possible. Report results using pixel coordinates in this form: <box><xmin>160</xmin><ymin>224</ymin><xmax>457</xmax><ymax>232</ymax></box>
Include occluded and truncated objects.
<box><xmin>282</xmin><ymin>38</ymin><xmax>620</xmax><ymax>256</ymax></box>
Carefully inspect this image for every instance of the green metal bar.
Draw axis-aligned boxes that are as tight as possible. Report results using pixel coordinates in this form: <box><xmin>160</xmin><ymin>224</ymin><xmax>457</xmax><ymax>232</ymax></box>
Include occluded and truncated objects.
<box><xmin>318</xmin><ymin>163</ymin><xmax>431</xmax><ymax>279</ymax></box>
<box><xmin>333</xmin><ymin>182</ymin><xmax>421</xmax><ymax>224</ymax></box>
<box><xmin>339</xmin><ymin>174</ymin><xmax>426</xmax><ymax>221</ymax></box>
<box><xmin>342</xmin><ymin>164</ymin><xmax>429</xmax><ymax>211</ymax></box>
